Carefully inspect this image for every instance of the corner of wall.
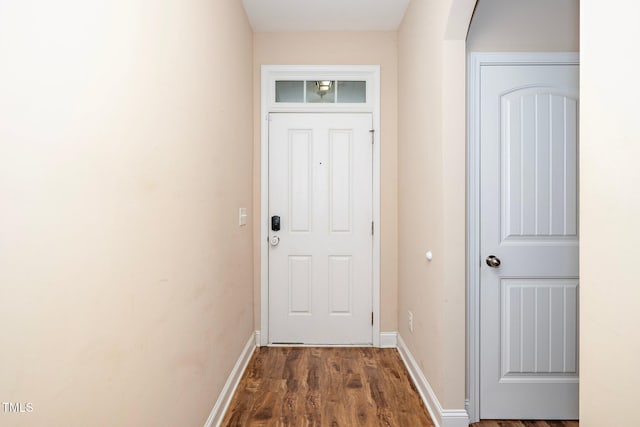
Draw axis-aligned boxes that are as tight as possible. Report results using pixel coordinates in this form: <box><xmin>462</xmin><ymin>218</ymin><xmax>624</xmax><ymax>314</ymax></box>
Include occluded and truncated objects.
<box><xmin>397</xmin><ymin>335</ymin><xmax>469</xmax><ymax>427</ymax></box>
<box><xmin>204</xmin><ymin>333</ymin><xmax>257</xmax><ymax>427</ymax></box>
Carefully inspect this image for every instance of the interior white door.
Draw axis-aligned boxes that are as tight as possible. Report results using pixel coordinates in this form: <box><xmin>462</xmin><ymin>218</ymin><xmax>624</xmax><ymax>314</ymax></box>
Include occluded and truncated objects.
<box><xmin>268</xmin><ymin>113</ymin><xmax>373</xmax><ymax>345</ymax></box>
<box><xmin>480</xmin><ymin>64</ymin><xmax>579</xmax><ymax>419</ymax></box>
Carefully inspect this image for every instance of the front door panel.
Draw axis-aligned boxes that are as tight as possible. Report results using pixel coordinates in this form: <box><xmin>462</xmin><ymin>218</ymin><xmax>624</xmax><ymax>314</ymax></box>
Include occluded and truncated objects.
<box><xmin>268</xmin><ymin>113</ymin><xmax>373</xmax><ymax>345</ymax></box>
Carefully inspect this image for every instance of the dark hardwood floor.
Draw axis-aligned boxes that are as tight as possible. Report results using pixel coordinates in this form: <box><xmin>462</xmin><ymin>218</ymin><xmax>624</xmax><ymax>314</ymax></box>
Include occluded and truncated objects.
<box><xmin>221</xmin><ymin>346</ymin><xmax>580</xmax><ymax>427</ymax></box>
<box><xmin>221</xmin><ymin>346</ymin><xmax>435</xmax><ymax>426</ymax></box>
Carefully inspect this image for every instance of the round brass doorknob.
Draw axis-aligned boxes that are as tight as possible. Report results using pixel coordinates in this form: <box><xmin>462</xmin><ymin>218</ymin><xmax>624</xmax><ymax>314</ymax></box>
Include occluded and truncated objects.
<box><xmin>486</xmin><ymin>255</ymin><xmax>501</xmax><ymax>268</ymax></box>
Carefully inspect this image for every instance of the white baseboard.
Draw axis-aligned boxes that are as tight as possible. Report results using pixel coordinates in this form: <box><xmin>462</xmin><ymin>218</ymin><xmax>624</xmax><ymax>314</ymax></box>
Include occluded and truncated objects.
<box><xmin>397</xmin><ymin>335</ymin><xmax>469</xmax><ymax>427</ymax></box>
<box><xmin>203</xmin><ymin>333</ymin><xmax>256</xmax><ymax>427</ymax></box>
<box><xmin>255</xmin><ymin>330</ymin><xmax>261</xmax><ymax>347</ymax></box>
<box><xmin>380</xmin><ymin>332</ymin><xmax>398</xmax><ymax>348</ymax></box>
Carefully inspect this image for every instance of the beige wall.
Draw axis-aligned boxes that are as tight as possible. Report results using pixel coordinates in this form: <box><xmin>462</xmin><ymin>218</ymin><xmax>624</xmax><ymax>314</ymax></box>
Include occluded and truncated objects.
<box><xmin>397</xmin><ymin>0</ymin><xmax>471</xmax><ymax>410</ymax></box>
<box><xmin>0</xmin><ymin>1</ymin><xmax>254</xmax><ymax>426</ymax></box>
<box><xmin>467</xmin><ymin>0</ymin><xmax>579</xmax><ymax>51</ymax></box>
<box><xmin>580</xmin><ymin>1</ymin><xmax>640</xmax><ymax>425</ymax></box>
<box><xmin>6</xmin><ymin>1</ymin><xmax>624</xmax><ymax>425</ymax></box>
<box><xmin>252</xmin><ymin>32</ymin><xmax>399</xmax><ymax>332</ymax></box>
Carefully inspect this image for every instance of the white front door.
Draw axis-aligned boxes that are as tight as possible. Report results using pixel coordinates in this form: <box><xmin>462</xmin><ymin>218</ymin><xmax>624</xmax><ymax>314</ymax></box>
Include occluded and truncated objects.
<box><xmin>480</xmin><ymin>64</ymin><xmax>579</xmax><ymax>419</ymax></box>
<box><xmin>268</xmin><ymin>113</ymin><xmax>373</xmax><ymax>345</ymax></box>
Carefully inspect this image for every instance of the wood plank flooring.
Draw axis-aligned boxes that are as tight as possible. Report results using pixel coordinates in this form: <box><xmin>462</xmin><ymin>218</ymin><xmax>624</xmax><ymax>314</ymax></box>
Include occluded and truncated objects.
<box><xmin>221</xmin><ymin>346</ymin><xmax>580</xmax><ymax>427</ymax></box>
<box><xmin>221</xmin><ymin>347</ymin><xmax>435</xmax><ymax>426</ymax></box>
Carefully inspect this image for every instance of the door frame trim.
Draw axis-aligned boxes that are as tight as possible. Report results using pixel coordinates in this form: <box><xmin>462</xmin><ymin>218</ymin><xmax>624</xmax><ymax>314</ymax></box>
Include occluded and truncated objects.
<box><xmin>466</xmin><ymin>52</ymin><xmax>580</xmax><ymax>422</ymax></box>
<box><xmin>260</xmin><ymin>65</ymin><xmax>381</xmax><ymax>347</ymax></box>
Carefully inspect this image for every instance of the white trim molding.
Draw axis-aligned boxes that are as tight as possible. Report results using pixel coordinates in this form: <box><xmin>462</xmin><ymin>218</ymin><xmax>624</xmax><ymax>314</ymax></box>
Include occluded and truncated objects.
<box><xmin>260</xmin><ymin>65</ymin><xmax>382</xmax><ymax>347</ymax></box>
<box><xmin>203</xmin><ymin>333</ymin><xmax>256</xmax><ymax>427</ymax></box>
<box><xmin>379</xmin><ymin>332</ymin><xmax>398</xmax><ymax>348</ymax></box>
<box><xmin>466</xmin><ymin>52</ymin><xmax>580</xmax><ymax>423</ymax></box>
<box><xmin>397</xmin><ymin>335</ymin><xmax>469</xmax><ymax>427</ymax></box>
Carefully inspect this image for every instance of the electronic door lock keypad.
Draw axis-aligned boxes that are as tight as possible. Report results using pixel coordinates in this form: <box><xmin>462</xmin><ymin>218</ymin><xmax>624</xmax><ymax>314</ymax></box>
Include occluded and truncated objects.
<box><xmin>271</xmin><ymin>215</ymin><xmax>280</xmax><ymax>231</ymax></box>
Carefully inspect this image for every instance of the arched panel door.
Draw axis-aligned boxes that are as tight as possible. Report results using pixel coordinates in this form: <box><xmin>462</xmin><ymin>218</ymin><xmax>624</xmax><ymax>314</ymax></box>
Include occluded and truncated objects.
<box><xmin>480</xmin><ymin>65</ymin><xmax>579</xmax><ymax>419</ymax></box>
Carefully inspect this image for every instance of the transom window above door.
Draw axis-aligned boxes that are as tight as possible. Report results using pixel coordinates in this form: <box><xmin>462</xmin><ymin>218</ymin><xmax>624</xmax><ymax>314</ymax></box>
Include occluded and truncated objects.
<box><xmin>275</xmin><ymin>80</ymin><xmax>367</xmax><ymax>104</ymax></box>
<box><xmin>263</xmin><ymin>66</ymin><xmax>377</xmax><ymax>113</ymax></box>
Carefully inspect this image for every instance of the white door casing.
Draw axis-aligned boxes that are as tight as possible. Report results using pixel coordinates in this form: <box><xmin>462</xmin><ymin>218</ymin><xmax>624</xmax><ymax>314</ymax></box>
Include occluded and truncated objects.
<box><xmin>468</xmin><ymin>53</ymin><xmax>579</xmax><ymax>421</ymax></box>
<box><xmin>260</xmin><ymin>65</ymin><xmax>381</xmax><ymax>347</ymax></box>
<box><xmin>268</xmin><ymin>113</ymin><xmax>373</xmax><ymax>345</ymax></box>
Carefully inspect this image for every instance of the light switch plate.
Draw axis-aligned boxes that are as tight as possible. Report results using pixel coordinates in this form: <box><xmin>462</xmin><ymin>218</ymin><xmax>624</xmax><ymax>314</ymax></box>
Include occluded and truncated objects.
<box><xmin>238</xmin><ymin>208</ymin><xmax>247</xmax><ymax>226</ymax></box>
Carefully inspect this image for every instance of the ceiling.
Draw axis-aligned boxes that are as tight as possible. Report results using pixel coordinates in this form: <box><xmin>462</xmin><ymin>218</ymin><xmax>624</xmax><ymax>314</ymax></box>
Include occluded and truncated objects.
<box><xmin>242</xmin><ymin>0</ymin><xmax>411</xmax><ymax>32</ymax></box>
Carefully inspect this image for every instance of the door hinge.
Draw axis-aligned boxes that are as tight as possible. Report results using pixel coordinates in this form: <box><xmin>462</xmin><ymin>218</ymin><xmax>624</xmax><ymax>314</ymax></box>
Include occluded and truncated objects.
<box><xmin>369</xmin><ymin>129</ymin><xmax>375</xmax><ymax>144</ymax></box>
<box><xmin>371</xmin><ymin>221</ymin><xmax>374</xmax><ymax>236</ymax></box>
<box><xmin>371</xmin><ymin>312</ymin><xmax>374</xmax><ymax>325</ymax></box>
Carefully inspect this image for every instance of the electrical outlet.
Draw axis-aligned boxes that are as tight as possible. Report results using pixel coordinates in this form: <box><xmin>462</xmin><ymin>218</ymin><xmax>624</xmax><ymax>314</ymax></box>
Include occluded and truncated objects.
<box><xmin>408</xmin><ymin>310</ymin><xmax>414</xmax><ymax>333</ymax></box>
